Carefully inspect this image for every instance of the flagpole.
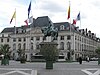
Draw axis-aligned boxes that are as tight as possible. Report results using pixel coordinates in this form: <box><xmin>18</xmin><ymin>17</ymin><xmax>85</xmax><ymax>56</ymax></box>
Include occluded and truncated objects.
<box><xmin>69</xmin><ymin>0</ymin><xmax>71</xmax><ymax>61</ymax></box>
<box><xmin>28</xmin><ymin>0</ymin><xmax>33</xmax><ymax>62</ymax></box>
<box><xmin>79</xmin><ymin>11</ymin><xmax>81</xmax><ymax>29</ymax></box>
<box><xmin>15</xmin><ymin>8</ymin><xmax>16</xmax><ymax>60</ymax></box>
<box><xmin>14</xmin><ymin>8</ymin><xmax>16</xmax><ymax>42</ymax></box>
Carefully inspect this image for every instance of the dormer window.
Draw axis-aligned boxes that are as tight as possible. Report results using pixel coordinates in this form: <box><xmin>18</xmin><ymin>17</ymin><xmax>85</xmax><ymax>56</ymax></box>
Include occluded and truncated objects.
<box><xmin>60</xmin><ymin>25</ymin><xmax>64</xmax><ymax>30</ymax></box>
<box><xmin>18</xmin><ymin>28</ymin><xmax>23</xmax><ymax>33</ymax></box>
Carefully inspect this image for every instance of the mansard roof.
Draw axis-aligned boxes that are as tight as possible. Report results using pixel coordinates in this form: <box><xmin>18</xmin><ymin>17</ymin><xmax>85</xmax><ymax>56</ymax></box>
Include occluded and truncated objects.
<box><xmin>32</xmin><ymin>16</ymin><xmax>53</xmax><ymax>27</ymax></box>
<box><xmin>1</xmin><ymin>16</ymin><xmax>98</xmax><ymax>41</ymax></box>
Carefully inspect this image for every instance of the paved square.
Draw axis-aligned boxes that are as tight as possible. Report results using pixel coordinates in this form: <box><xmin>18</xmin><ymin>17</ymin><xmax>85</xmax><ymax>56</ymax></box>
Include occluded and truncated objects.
<box><xmin>0</xmin><ymin>61</ymin><xmax>100</xmax><ymax>75</ymax></box>
<box><xmin>0</xmin><ymin>68</ymin><xmax>37</xmax><ymax>75</ymax></box>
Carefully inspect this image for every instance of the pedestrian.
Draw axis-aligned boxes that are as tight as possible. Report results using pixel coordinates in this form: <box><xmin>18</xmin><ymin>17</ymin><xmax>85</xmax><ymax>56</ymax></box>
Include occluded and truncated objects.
<box><xmin>86</xmin><ymin>56</ymin><xmax>89</xmax><ymax>62</ymax></box>
<box><xmin>79</xmin><ymin>57</ymin><xmax>82</xmax><ymax>64</ymax></box>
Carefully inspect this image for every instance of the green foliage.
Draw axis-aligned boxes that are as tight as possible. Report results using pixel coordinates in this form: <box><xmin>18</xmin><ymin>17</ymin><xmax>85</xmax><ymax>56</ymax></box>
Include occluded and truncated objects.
<box><xmin>95</xmin><ymin>47</ymin><xmax>100</xmax><ymax>54</ymax></box>
<box><xmin>0</xmin><ymin>44</ymin><xmax>11</xmax><ymax>59</ymax></box>
<box><xmin>40</xmin><ymin>44</ymin><xmax>59</xmax><ymax>61</ymax></box>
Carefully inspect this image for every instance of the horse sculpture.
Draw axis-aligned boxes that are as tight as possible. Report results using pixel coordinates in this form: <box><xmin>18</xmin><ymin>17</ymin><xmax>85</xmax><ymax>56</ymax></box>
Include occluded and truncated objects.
<box><xmin>41</xmin><ymin>23</ymin><xmax>58</xmax><ymax>42</ymax></box>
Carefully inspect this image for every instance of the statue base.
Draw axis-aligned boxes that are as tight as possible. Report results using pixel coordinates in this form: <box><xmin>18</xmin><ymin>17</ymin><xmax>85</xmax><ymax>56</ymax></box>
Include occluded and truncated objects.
<box><xmin>40</xmin><ymin>42</ymin><xmax>58</xmax><ymax>69</ymax></box>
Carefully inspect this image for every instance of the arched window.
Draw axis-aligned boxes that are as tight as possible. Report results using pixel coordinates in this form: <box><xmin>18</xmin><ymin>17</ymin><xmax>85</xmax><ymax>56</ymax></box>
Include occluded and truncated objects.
<box><xmin>67</xmin><ymin>42</ymin><xmax>71</xmax><ymax>50</ymax></box>
<box><xmin>13</xmin><ymin>44</ymin><xmax>16</xmax><ymax>50</ymax></box>
<box><xmin>18</xmin><ymin>43</ymin><xmax>21</xmax><ymax>49</ymax></box>
<box><xmin>31</xmin><ymin>43</ymin><xmax>33</xmax><ymax>50</ymax></box>
<box><xmin>18</xmin><ymin>28</ymin><xmax>23</xmax><ymax>33</ymax></box>
<box><xmin>60</xmin><ymin>42</ymin><xmax>64</xmax><ymax>50</ymax></box>
<box><xmin>60</xmin><ymin>25</ymin><xmax>64</xmax><ymax>30</ymax></box>
<box><xmin>36</xmin><ymin>42</ymin><xmax>39</xmax><ymax>49</ymax></box>
<box><xmin>23</xmin><ymin>43</ymin><xmax>26</xmax><ymax>50</ymax></box>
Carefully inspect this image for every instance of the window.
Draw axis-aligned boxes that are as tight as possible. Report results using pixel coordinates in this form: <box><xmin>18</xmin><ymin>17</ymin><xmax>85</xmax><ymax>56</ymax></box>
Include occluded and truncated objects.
<box><xmin>67</xmin><ymin>35</ymin><xmax>71</xmax><ymax>40</ymax></box>
<box><xmin>60</xmin><ymin>36</ymin><xmax>64</xmax><ymax>40</ymax></box>
<box><xmin>60</xmin><ymin>25</ymin><xmax>65</xmax><ymax>30</ymax></box>
<box><xmin>7</xmin><ymin>38</ymin><xmax>9</xmax><ymax>42</ymax></box>
<box><xmin>36</xmin><ymin>37</ymin><xmax>40</xmax><ymax>41</ymax></box>
<box><xmin>31</xmin><ymin>37</ymin><xmax>33</xmax><ymax>40</ymax></box>
<box><xmin>75</xmin><ymin>36</ymin><xmax>77</xmax><ymax>40</ymax></box>
<box><xmin>36</xmin><ymin>42</ymin><xmax>39</xmax><ymax>49</ymax></box>
<box><xmin>60</xmin><ymin>42</ymin><xmax>64</xmax><ymax>50</ymax></box>
<box><xmin>23</xmin><ymin>43</ymin><xmax>26</xmax><ymax>50</ymax></box>
<box><xmin>18</xmin><ymin>38</ymin><xmax>21</xmax><ymax>42</ymax></box>
<box><xmin>2</xmin><ymin>34</ymin><xmax>4</xmax><ymax>37</ymax></box>
<box><xmin>18</xmin><ymin>28</ymin><xmax>23</xmax><ymax>33</ymax></box>
<box><xmin>43</xmin><ymin>37</ymin><xmax>46</xmax><ymax>40</ymax></box>
<box><xmin>67</xmin><ymin>42</ymin><xmax>71</xmax><ymax>50</ymax></box>
<box><xmin>80</xmin><ymin>37</ymin><xmax>81</xmax><ymax>41</ymax></box>
<box><xmin>1</xmin><ymin>39</ymin><xmax>3</xmax><ymax>42</ymax></box>
<box><xmin>13</xmin><ymin>38</ymin><xmax>16</xmax><ymax>42</ymax></box>
<box><xmin>13</xmin><ymin>44</ymin><xmax>16</xmax><ymax>50</ymax></box>
<box><xmin>31</xmin><ymin>43</ymin><xmax>33</xmax><ymax>50</ymax></box>
<box><xmin>23</xmin><ymin>38</ymin><xmax>26</xmax><ymax>42</ymax></box>
<box><xmin>18</xmin><ymin>43</ymin><xmax>21</xmax><ymax>49</ymax></box>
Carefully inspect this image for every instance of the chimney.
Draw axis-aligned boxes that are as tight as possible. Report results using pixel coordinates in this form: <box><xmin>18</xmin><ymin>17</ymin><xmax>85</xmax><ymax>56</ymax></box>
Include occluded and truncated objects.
<box><xmin>88</xmin><ymin>30</ymin><xmax>92</xmax><ymax>37</ymax></box>
<box><xmin>86</xmin><ymin>28</ymin><xmax>87</xmax><ymax>33</ymax></box>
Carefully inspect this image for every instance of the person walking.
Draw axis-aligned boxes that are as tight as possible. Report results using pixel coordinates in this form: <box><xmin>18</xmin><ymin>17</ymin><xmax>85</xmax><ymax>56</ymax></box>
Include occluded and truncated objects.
<box><xmin>86</xmin><ymin>56</ymin><xmax>90</xmax><ymax>62</ymax></box>
<box><xmin>79</xmin><ymin>57</ymin><xmax>82</xmax><ymax>64</ymax></box>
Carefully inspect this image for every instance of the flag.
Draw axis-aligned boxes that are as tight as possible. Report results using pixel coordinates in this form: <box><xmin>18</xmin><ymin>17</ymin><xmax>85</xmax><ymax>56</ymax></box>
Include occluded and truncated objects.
<box><xmin>76</xmin><ymin>12</ymin><xmax>80</xmax><ymax>20</ymax></box>
<box><xmin>24</xmin><ymin>19</ymin><xmax>28</xmax><ymax>26</ymax></box>
<box><xmin>28</xmin><ymin>1</ymin><xmax>31</xmax><ymax>18</ymax></box>
<box><xmin>72</xmin><ymin>19</ymin><xmax>76</xmax><ymax>25</ymax></box>
<box><xmin>67</xmin><ymin>6</ymin><xmax>70</xmax><ymax>19</ymax></box>
<box><xmin>29</xmin><ymin>16</ymin><xmax>33</xmax><ymax>23</ymax></box>
<box><xmin>10</xmin><ymin>10</ymin><xmax>16</xmax><ymax>24</ymax></box>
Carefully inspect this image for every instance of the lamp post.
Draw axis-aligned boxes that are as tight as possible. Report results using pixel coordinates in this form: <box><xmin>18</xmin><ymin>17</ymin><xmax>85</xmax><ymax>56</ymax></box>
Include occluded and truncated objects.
<box><xmin>67</xmin><ymin>41</ymin><xmax>71</xmax><ymax>60</ymax></box>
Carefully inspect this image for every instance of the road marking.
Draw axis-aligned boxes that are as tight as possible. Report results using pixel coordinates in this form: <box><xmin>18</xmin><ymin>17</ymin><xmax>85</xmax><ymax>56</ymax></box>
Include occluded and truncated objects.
<box><xmin>81</xmin><ymin>68</ymin><xmax>100</xmax><ymax>75</ymax></box>
<box><xmin>0</xmin><ymin>68</ymin><xmax>37</xmax><ymax>75</ymax></box>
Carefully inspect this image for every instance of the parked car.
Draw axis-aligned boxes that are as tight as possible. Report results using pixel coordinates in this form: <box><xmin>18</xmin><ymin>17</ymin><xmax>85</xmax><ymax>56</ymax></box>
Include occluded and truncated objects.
<box><xmin>90</xmin><ymin>57</ymin><xmax>98</xmax><ymax>61</ymax></box>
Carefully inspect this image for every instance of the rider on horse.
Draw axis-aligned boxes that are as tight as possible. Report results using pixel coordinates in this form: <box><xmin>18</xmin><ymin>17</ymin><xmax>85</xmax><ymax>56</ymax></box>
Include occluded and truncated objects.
<box><xmin>41</xmin><ymin>22</ymin><xmax>58</xmax><ymax>41</ymax></box>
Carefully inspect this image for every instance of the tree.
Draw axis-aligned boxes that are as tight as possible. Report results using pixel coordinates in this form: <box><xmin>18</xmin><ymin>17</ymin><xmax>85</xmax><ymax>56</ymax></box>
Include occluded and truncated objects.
<box><xmin>95</xmin><ymin>47</ymin><xmax>100</xmax><ymax>65</ymax></box>
<box><xmin>0</xmin><ymin>44</ymin><xmax>11</xmax><ymax>59</ymax></box>
<box><xmin>95</xmin><ymin>47</ymin><xmax>100</xmax><ymax>57</ymax></box>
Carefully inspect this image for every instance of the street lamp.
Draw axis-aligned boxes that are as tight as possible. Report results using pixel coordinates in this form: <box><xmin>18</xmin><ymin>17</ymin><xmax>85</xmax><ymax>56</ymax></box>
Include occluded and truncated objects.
<box><xmin>67</xmin><ymin>41</ymin><xmax>71</xmax><ymax>60</ymax></box>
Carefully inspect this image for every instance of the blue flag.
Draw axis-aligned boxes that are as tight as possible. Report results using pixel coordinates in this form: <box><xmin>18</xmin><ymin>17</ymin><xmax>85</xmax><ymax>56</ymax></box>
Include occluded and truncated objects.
<box><xmin>77</xmin><ymin>12</ymin><xmax>80</xmax><ymax>20</ymax></box>
<box><xmin>28</xmin><ymin>1</ymin><xmax>31</xmax><ymax>18</ymax></box>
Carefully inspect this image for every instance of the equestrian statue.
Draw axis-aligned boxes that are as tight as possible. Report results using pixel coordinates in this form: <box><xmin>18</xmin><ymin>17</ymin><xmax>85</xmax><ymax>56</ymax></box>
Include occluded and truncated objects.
<box><xmin>41</xmin><ymin>22</ymin><xmax>58</xmax><ymax>42</ymax></box>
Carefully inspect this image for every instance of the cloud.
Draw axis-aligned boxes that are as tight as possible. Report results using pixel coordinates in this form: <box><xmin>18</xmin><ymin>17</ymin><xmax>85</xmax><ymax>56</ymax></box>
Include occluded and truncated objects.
<box><xmin>0</xmin><ymin>0</ymin><xmax>100</xmax><ymax>37</ymax></box>
<box><xmin>39</xmin><ymin>1</ymin><xmax>65</xmax><ymax>13</ymax></box>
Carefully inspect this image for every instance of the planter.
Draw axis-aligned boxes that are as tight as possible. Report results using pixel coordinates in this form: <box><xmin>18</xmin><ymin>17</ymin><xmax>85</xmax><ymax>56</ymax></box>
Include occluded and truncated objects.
<box><xmin>20</xmin><ymin>57</ymin><xmax>26</xmax><ymax>64</ymax></box>
<box><xmin>98</xmin><ymin>58</ymin><xmax>100</xmax><ymax>65</ymax></box>
<box><xmin>20</xmin><ymin>60</ymin><xmax>26</xmax><ymax>63</ymax></box>
<box><xmin>1</xmin><ymin>59</ymin><xmax>9</xmax><ymax>65</ymax></box>
<box><xmin>46</xmin><ymin>61</ymin><xmax>53</xmax><ymax>69</ymax></box>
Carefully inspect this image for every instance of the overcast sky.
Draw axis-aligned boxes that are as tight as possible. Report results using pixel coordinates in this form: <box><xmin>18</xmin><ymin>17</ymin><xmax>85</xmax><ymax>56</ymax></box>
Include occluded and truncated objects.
<box><xmin>0</xmin><ymin>0</ymin><xmax>100</xmax><ymax>37</ymax></box>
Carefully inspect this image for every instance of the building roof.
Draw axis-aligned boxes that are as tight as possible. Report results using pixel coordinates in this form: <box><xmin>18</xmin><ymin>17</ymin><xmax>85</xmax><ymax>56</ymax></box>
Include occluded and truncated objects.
<box><xmin>33</xmin><ymin>16</ymin><xmax>53</xmax><ymax>27</ymax></box>
<box><xmin>1</xmin><ymin>16</ymin><xmax>98</xmax><ymax>41</ymax></box>
<box><xmin>1</xmin><ymin>27</ymin><xmax>14</xmax><ymax>33</ymax></box>
<box><xmin>1</xmin><ymin>16</ymin><xmax>54</xmax><ymax>33</ymax></box>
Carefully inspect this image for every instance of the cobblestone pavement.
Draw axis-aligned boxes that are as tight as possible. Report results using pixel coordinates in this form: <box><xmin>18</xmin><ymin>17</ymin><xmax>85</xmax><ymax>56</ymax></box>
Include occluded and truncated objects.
<box><xmin>0</xmin><ymin>61</ymin><xmax>100</xmax><ymax>75</ymax></box>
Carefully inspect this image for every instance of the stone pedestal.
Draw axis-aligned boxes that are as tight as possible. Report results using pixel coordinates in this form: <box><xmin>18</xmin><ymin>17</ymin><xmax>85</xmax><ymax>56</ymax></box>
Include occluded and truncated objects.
<box><xmin>40</xmin><ymin>42</ymin><xmax>58</xmax><ymax>69</ymax></box>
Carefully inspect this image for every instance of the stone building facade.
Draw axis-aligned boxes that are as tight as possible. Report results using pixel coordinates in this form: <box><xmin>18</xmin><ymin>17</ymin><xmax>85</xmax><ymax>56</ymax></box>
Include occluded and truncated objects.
<box><xmin>0</xmin><ymin>16</ymin><xmax>100</xmax><ymax>61</ymax></box>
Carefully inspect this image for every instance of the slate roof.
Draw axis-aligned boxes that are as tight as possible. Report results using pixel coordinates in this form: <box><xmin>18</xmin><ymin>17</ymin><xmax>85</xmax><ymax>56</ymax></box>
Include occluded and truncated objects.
<box><xmin>1</xmin><ymin>16</ymin><xmax>54</xmax><ymax>33</ymax></box>
<box><xmin>33</xmin><ymin>16</ymin><xmax>53</xmax><ymax>27</ymax></box>
<box><xmin>1</xmin><ymin>27</ymin><xmax>14</xmax><ymax>33</ymax></box>
<box><xmin>1</xmin><ymin>16</ymin><xmax>76</xmax><ymax>33</ymax></box>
